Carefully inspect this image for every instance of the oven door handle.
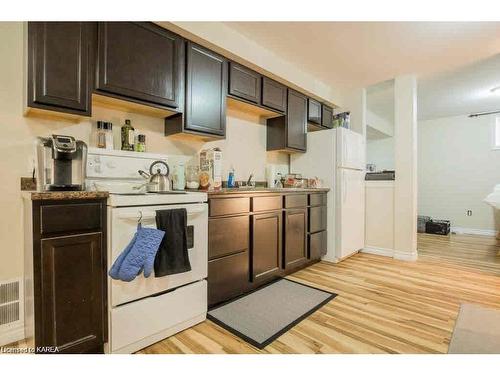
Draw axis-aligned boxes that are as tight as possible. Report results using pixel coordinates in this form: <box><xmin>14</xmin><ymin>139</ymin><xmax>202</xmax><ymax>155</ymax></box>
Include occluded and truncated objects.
<box><xmin>118</xmin><ymin>207</ymin><xmax>206</xmax><ymax>220</ymax></box>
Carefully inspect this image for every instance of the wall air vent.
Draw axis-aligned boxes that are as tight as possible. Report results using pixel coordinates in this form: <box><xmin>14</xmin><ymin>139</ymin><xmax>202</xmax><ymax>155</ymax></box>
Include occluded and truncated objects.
<box><xmin>0</xmin><ymin>278</ymin><xmax>24</xmax><ymax>346</ymax></box>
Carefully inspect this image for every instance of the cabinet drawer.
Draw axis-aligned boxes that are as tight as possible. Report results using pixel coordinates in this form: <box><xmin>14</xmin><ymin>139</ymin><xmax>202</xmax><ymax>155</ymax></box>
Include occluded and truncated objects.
<box><xmin>40</xmin><ymin>203</ymin><xmax>102</xmax><ymax>235</ymax></box>
<box><xmin>309</xmin><ymin>193</ymin><xmax>327</xmax><ymax>207</ymax></box>
<box><xmin>309</xmin><ymin>231</ymin><xmax>327</xmax><ymax>260</ymax></box>
<box><xmin>111</xmin><ymin>280</ymin><xmax>206</xmax><ymax>352</ymax></box>
<box><xmin>252</xmin><ymin>195</ymin><xmax>282</xmax><ymax>212</ymax></box>
<box><xmin>209</xmin><ymin>216</ymin><xmax>249</xmax><ymax>260</ymax></box>
<box><xmin>284</xmin><ymin>194</ymin><xmax>307</xmax><ymax>209</ymax></box>
<box><xmin>309</xmin><ymin>205</ymin><xmax>327</xmax><ymax>233</ymax></box>
<box><xmin>209</xmin><ymin>197</ymin><xmax>250</xmax><ymax>217</ymax></box>
<box><xmin>208</xmin><ymin>252</ymin><xmax>249</xmax><ymax>306</ymax></box>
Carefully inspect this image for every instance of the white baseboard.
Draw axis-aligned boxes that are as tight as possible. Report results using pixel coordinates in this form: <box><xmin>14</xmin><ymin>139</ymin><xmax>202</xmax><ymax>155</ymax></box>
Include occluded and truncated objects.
<box><xmin>0</xmin><ymin>323</ymin><xmax>25</xmax><ymax>346</ymax></box>
<box><xmin>362</xmin><ymin>246</ymin><xmax>394</xmax><ymax>258</ymax></box>
<box><xmin>362</xmin><ymin>246</ymin><xmax>418</xmax><ymax>261</ymax></box>
<box><xmin>451</xmin><ymin>226</ymin><xmax>498</xmax><ymax>237</ymax></box>
<box><xmin>394</xmin><ymin>249</ymin><xmax>418</xmax><ymax>261</ymax></box>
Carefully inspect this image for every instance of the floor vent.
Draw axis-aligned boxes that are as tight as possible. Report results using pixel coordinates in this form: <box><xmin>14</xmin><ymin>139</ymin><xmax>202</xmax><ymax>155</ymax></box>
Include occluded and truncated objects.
<box><xmin>0</xmin><ymin>279</ymin><xmax>23</xmax><ymax>333</ymax></box>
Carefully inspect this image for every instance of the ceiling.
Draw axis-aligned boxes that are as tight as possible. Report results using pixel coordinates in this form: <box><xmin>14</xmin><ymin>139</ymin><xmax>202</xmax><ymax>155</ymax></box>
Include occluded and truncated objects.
<box><xmin>223</xmin><ymin>22</ymin><xmax>500</xmax><ymax>90</ymax></box>
<box><xmin>364</xmin><ymin>54</ymin><xmax>500</xmax><ymax>121</ymax></box>
<box><xmin>418</xmin><ymin>54</ymin><xmax>500</xmax><ymax>120</ymax></box>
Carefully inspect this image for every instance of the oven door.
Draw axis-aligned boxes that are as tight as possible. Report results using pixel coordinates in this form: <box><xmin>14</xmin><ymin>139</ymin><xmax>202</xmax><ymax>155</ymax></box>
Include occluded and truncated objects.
<box><xmin>109</xmin><ymin>203</ymin><xmax>208</xmax><ymax>307</ymax></box>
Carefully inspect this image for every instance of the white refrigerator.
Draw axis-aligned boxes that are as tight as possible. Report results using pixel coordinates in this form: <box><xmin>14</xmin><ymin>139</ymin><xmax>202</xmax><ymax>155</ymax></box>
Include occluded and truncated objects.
<box><xmin>290</xmin><ymin>127</ymin><xmax>365</xmax><ymax>262</ymax></box>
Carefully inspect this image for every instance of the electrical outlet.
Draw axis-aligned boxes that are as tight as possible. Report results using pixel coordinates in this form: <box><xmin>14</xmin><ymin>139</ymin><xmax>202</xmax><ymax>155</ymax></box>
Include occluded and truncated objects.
<box><xmin>466</xmin><ymin>210</ymin><xmax>472</xmax><ymax>216</ymax></box>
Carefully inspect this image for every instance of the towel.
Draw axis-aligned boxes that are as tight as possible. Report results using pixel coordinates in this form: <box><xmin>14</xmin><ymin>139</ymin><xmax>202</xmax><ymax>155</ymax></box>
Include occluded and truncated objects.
<box><xmin>154</xmin><ymin>208</ymin><xmax>192</xmax><ymax>277</ymax></box>
<box><xmin>109</xmin><ymin>224</ymin><xmax>165</xmax><ymax>282</ymax></box>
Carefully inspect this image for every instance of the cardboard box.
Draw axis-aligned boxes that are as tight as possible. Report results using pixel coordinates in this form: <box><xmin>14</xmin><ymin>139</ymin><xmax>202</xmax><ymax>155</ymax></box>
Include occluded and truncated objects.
<box><xmin>199</xmin><ymin>148</ymin><xmax>222</xmax><ymax>191</ymax></box>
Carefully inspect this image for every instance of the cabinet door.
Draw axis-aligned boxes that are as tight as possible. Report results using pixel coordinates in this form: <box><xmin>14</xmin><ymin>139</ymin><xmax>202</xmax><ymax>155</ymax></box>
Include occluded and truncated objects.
<box><xmin>284</xmin><ymin>209</ymin><xmax>307</xmax><ymax>269</ymax></box>
<box><xmin>228</xmin><ymin>62</ymin><xmax>261</xmax><ymax>104</ymax></box>
<box><xmin>286</xmin><ymin>90</ymin><xmax>307</xmax><ymax>151</ymax></box>
<box><xmin>252</xmin><ymin>212</ymin><xmax>282</xmax><ymax>282</ymax></box>
<box><xmin>185</xmin><ymin>42</ymin><xmax>227</xmax><ymax>136</ymax></box>
<box><xmin>28</xmin><ymin>22</ymin><xmax>94</xmax><ymax>116</ymax></box>
<box><xmin>322</xmin><ymin>105</ymin><xmax>333</xmax><ymax>129</ymax></box>
<box><xmin>307</xmin><ymin>98</ymin><xmax>322</xmax><ymax>124</ymax></box>
<box><xmin>38</xmin><ymin>233</ymin><xmax>105</xmax><ymax>353</ymax></box>
<box><xmin>309</xmin><ymin>231</ymin><xmax>327</xmax><ymax>260</ymax></box>
<box><xmin>262</xmin><ymin>77</ymin><xmax>287</xmax><ymax>113</ymax></box>
<box><xmin>97</xmin><ymin>22</ymin><xmax>184</xmax><ymax>109</ymax></box>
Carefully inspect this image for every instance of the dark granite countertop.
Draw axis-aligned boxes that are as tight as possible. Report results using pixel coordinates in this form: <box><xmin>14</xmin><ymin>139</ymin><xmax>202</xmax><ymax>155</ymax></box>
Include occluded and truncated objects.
<box><xmin>24</xmin><ymin>191</ymin><xmax>109</xmax><ymax>201</ymax></box>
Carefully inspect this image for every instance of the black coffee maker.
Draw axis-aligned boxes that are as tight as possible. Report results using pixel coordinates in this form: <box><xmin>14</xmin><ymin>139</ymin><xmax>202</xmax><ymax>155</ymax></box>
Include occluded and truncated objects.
<box><xmin>36</xmin><ymin>135</ymin><xmax>87</xmax><ymax>191</ymax></box>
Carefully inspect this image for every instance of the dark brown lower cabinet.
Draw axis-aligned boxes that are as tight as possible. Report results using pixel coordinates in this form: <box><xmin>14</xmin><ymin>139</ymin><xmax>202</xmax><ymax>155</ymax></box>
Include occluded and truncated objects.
<box><xmin>207</xmin><ymin>192</ymin><xmax>326</xmax><ymax>306</ymax></box>
<box><xmin>207</xmin><ymin>214</ymin><xmax>250</xmax><ymax>306</ymax></box>
<box><xmin>208</xmin><ymin>252</ymin><xmax>249</xmax><ymax>306</ymax></box>
<box><xmin>28</xmin><ymin>198</ymin><xmax>107</xmax><ymax>354</ymax></box>
<box><xmin>284</xmin><ymin>208</ymin><xmax>308</xmax><ymax>270</ymax></box>
<box><xmin>252</xmin><ymin>211</ymin><xmax>282</xmax><ymax>283</ymax></box>
<box><xmin>39</xmin><ymin>233</ymin><xmax>104</xmax><ymax>353</ymax></box>
<box><xmin>309</xmin><ymin>231</ymin><xmax>327</xmax><ymax>260</ymax></box>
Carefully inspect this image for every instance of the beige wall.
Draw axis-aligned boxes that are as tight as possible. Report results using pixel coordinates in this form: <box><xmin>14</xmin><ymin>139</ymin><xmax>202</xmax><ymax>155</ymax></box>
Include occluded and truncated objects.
<box><xmin>0</xmin><ymin>22</ymin><xmax>288</xmax><ymax>281</ymax></box>
<box><xmin>418</xmin><ymin>114</ymin><xmax>500</xmax><ymax>232</ymax></box>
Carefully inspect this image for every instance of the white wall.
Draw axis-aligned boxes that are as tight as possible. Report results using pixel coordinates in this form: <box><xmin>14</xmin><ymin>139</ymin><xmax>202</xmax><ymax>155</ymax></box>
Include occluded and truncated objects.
<box><xmin>0</xmin><ymin>22</ymin><xmax>289</xmax><ymax>282</ymax></box>
<box><xmin>418</xmin><ymin>114</ymin><xmax>500</xmax><ymax>232</ymax></box>
<box><xmin>366</xmin><ymin>137</ymin><xmax>395</xmax><ymax>171</ymax></box>
<box><xmin>366</xmin><ymin>109</ymin><xmax>393</xmax><ymax>137</ymax></box>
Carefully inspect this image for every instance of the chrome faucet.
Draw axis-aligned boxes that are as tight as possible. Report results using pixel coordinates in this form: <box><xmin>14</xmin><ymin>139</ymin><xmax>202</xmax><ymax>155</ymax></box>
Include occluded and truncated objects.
<box><xmin>247</xmin><ymin>173</ymin><xmax>255</xmax><ymax>187</ymax></box>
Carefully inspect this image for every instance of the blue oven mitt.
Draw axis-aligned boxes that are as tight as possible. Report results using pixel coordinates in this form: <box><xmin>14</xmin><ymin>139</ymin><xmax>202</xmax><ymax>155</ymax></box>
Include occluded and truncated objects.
<box><xmin>109</xmin><ymin>224</ymin><xmax>165</xmax><ymax>282</ymax></box>
<box><xmin>116</xmin><ymin>224</ymin><xmax>165</xmax><ymax>282</ymax></box>
<box><xmin>109</xmin><ymin>231</ymin><xmax>138</xmax><ymax>280</ymax></box>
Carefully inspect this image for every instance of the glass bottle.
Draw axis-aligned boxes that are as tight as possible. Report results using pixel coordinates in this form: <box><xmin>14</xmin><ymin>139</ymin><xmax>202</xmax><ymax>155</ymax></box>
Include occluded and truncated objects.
<box><xmin>121</xmin><ymin>119</ymin><xmax>135</xmax><ymax>151</ymax></box>
<box><xmin>105</xmin><ymin>122</ymin><xmax>114</xmax><ymax>150</ymax></box>
<box><xmin>96</xmin><ymin>121</ymin><xmax>106</xmax><ymax>149</ymax></box>
<box><xmin>186</xmin><ymin>165</ymin><xmax>200</xmax><ymax>189</ymax></box>
<box><xmin>135</xmin><ymin>134</ymin><xmax>146</xmax><ymax>152</ymax></box>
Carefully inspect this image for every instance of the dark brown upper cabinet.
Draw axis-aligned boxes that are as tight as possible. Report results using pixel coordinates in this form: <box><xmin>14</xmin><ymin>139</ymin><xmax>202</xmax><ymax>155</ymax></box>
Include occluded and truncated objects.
<box><xmin>307</xmin><ymin>98</ymin><xmax>322</xmax><ymax>125</ymax></box>
<box><xmin>96</xmin><ymin>22</ymin><xmax>184</xmax><ymax>110</ymax></box>
<box><xmin>27</xmin><ymin>22</ymin><xmax>95</xmax><ymax>116</ymax></box>
<box><xmin>228</xmin><ymin>62</ymin><xmax>261</xmax><ymax>104</ymax></box>
<box><xmin>165</xmin><ymin>42</ymin><xmax>227</xmax><ymax>139</ymax></box>
<box><xmin>261</xmin><ymin>77</ymin><xmax>287</xmax><ymax>113</ymax></box>
<box><xmin>322</xmin><ymin>104</ymin><xmax>334</xmax><ymax>129</ymax></box>
<box><xmin>286</xmin><ymin>90</ymin><xmax>308</xmax><ymax>151</ymax></box>
<box><xmin>267</xmin><ymin>89</ymin><xmax>307</xmax><ymax>152</ymax></box>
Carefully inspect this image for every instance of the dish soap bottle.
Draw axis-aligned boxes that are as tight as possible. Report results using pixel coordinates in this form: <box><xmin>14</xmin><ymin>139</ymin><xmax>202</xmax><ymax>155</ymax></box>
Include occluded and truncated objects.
<box><xmin>227</xmin><ymin>166</ymin><xmax>235</xmax><ymax>188</ymax></box>
<box><xmin>121</xmin><ymin>119</ymin><xmax>135</xmax><ymax>151</ymax></box>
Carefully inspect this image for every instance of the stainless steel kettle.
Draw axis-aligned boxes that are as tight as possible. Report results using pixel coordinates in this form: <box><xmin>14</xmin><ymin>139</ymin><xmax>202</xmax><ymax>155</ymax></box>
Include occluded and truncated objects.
<box><xmin>138</xmin><ymin>160</ymin><xmax>171</xmax><ymax>192</ymax></box>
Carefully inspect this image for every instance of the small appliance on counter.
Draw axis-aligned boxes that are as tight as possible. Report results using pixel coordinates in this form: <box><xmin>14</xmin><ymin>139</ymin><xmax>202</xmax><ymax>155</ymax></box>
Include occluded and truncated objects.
<box><xmin>35</xmin><ymin>135</ymin><xmax>87</xmax><ymax>191</ymax></box>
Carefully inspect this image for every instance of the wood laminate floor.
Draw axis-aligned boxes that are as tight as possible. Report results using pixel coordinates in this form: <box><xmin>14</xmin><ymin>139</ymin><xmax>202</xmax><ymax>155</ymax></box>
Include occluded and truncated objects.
<box><xmin>138</xmin><ymin>233</ymin><xmax>500</xmax><ymax>354</ymax></box>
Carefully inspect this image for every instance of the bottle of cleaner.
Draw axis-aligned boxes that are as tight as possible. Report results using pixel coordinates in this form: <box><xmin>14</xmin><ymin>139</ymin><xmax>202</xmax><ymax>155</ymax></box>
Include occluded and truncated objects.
<box><xmin>227</xmin><ymin>166</ymin><xmax>235</xmax><ymax>188</ymax></box>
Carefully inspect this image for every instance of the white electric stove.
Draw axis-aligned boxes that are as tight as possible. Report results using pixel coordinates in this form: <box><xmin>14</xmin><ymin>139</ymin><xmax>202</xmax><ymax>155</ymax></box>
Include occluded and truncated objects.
<box><xmin>87</xmin><ymin>148</ymin><xmax>208</xmax><ymax>354</ymax></box>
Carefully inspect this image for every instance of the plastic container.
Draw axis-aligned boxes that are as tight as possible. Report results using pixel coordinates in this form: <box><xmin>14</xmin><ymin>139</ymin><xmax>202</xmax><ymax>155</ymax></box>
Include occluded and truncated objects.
<box><xmin>172</xmin><ymin>162</ymin><xmax>186</xmax><ymax>191</ymax></box>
